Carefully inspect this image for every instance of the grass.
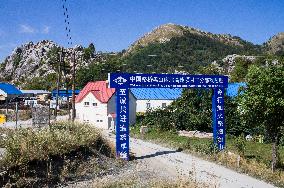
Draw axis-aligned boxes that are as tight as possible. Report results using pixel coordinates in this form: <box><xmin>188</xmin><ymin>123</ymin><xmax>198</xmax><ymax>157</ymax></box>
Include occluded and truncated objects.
<box><xmin>1</xmin><ymin>121</ymin><xmax>115</xmax><ymax>168</ymax></box>
<box><xmin>0</xmin><ymin>128</ymin><xmax>13</xmax><ymax>148</ymax></box>
<box><xmin>0</xmin><ymin>121</ymin><xmax>119</xmax><ymax>187</ymax></box>
<box><xmin>93</xmin><ymin>174</ymin><xmax>211</xmax><ymax>188</ymax></box>
<box><xmin>130</xmin><ymin>126</ymin><xmax>284</xmax><ymax>187</ymax></box>
<box><xmin>93</xmin><ymin>179</ymin><xmax>210</xmax><ymax>188</ymax></box>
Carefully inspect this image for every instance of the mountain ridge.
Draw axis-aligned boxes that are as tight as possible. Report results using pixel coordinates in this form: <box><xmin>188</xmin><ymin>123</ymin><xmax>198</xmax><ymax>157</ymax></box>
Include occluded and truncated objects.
<box><xmin>125</xmin><ymin>23</ymin><xmax>260</xmax><ymax>55</ymax></box>
<box><xmin>0</xmin><ymin>23</ymin><xmax>283</xmax><ymax>89</ymax></box>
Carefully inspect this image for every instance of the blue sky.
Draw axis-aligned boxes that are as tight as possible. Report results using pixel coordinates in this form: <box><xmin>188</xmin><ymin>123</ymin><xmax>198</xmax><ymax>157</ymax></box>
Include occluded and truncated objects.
<box><xmin>0</xmin><ymin>0</ymin><xmax>284</xmax><ymax>61</ymax></box>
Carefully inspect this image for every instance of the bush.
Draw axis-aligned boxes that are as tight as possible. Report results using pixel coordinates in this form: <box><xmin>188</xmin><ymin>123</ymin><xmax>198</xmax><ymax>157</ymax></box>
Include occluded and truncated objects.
<box><xmin>2</xmin><ymin>122</ymin><xmax>114</xmax><ymax>168</ymax></box>
<box><xmin>233</xmin><ymin>134</ymin><xmax>246</xmax><ymax>157</ymax></box>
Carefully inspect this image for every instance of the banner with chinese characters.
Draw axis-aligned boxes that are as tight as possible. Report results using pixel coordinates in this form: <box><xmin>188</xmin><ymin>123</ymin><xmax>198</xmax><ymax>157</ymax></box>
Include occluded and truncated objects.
<box><xmin>212</xmin><ymin>88</ymin><xmax>225</xmax><ymax>150</ymax></box>
<box><xmin>109</xmin><ymin>73</ymin><xmax>228</xmax><ymax>89</ymax></box>
<box><xmin>109</xmin><ymin>73</ymin><xmax>228</xmax><ymax>160</ymax></box>
<box><xmin>116</xmin><ymin>88</ymin><xmax>130</xmax><ymax>160</ymax></box>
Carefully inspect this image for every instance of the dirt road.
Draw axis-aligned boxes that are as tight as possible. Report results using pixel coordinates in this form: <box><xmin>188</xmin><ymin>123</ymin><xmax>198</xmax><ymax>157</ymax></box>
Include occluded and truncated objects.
<box><xmin>100</xmin><ymin>131</ymin><xmax>276</xmax><ymax>188</ymax></box>
<box><xmin>128</xmin><ymin>137</ymin><xmax>276</xmax><ymax>188</ymax></box>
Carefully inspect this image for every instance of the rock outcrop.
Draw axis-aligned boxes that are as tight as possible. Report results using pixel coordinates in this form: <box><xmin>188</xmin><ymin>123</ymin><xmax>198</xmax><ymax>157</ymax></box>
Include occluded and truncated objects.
<box><xmin>0</xmin><ymin>40</ymin><xmax>94</xmax><ymax>87</ymax></box>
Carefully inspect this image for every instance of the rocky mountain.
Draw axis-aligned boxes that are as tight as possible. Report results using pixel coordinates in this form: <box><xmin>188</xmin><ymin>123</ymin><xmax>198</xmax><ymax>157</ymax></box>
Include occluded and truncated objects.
<box><xmin>264</xmin><ymin>32</ymin><xmax>284</xmax><ymax>55</ymax></box>
<box><xmin>0</xmin><ymin>40</ymin><xmax>100</xmax><ymax>89</ymax></box>
<box><xmin>126</xmin><ymin>23</ymin><xmax>259</xmax><ymax>55</ymax></box>
<box><xmin>0</xmin><ymin>23</ymin><xmax>283</xmax><ymax>89</ymax></box>
<box><xmin>122</xmin><ymin>23</ymin><xmax>263</xmax><ymax>74</ymax></box>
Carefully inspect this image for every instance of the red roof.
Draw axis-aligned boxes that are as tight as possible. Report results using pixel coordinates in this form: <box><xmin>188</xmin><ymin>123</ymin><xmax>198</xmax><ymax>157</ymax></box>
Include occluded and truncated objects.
<box><xmin>75</xmin><ymin>81</ymin><xmax>115</xmax><ymax>103</ymax></box>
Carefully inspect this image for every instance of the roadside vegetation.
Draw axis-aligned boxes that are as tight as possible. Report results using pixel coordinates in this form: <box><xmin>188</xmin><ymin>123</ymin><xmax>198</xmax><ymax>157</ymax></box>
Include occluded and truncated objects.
<box><xmin>132</xmin><ymin>59</ymin><xmax>284</xmax><ymax>186</ymax></box>
<box><xmin>131</xmin><ymin>127</ymin><xmax>284</xmax><ymax>187</ymax></box>
<box><xmin>93</xmin><ymin>177</ymin><xmax>210</xmax><ymax>188</ymax></box>
<box><xmin>0</xmin><ymin>122</ymin><xmax>121</xmax><ymax>187</ymax></box>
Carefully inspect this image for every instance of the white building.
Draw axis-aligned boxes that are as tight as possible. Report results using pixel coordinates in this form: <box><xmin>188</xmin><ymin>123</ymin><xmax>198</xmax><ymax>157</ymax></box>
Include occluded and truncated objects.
<box><xmin>130</xmin><ymin>88</ymin><xmax>182</xmax><ymax>113</ymax></box>
<box><xmin>75</xmin><ymin>81</ymin><xmax>136</xmax><ymax>130</ymax></box>
<box><xmin>21</xmin><ymin>90</ymin><xmax>51</xmax><ymax>102</ymax></box>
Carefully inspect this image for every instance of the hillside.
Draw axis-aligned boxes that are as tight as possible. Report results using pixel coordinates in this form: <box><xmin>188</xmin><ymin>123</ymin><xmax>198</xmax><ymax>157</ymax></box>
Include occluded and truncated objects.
<box><xmin>126</xmin><ymin>23</ymin><xmax>259</xmax><ymax>55</ymax></box>
<box><xmin>0</xmin><ymin>41</ymin><xmax>99</xmax><ymax>89</ymax></box>
<box><xmin>122</xmin><ymin>23</ymin><xmax>263</xmax><ymax>74</ymax></box>
<box><xmin>1</xmin><ymin>23</ymin><xmax>283</xmax><ymax>89</ymax></box>
<box><xmin>264</xmin><ymin>32</ymin><xmax>284</xmax><ymax>55</ymax></box>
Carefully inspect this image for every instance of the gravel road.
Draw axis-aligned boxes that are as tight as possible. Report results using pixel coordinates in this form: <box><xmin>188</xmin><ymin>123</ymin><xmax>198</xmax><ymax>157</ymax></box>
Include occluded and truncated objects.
<box><xmin>69</xmin><ymin>132</ymin><xmax>277</xmax><ymax>188</ymax></box>
<box><xmin>129</xmin><ymin>137</ymin><xmax>276</xmax><ymax>188</ymax></box>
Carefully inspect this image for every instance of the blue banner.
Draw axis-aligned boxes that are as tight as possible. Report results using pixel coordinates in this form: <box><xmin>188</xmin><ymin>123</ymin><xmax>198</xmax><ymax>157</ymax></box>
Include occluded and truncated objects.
<box><xmin>109</xmin><ymin>73</ymin><xmax>228</xmax><ymax>89</ymax></box>
<box><xmin>212</xmin><ymin>88</ymin><xmax>225</xmax><ymax>150</ymax></box>
<box><xmin>116</xmin><ymin>88</ymin><xmax>130</xmax><ymax>160</ymax></box>
<box><xmin>109</xmin><ymin>73</ymin><xmax>228</xmax><ymax>160</ymax></box>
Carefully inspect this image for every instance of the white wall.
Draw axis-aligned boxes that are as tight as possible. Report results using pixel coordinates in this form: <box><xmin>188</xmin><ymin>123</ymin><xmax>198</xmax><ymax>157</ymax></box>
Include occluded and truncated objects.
<box><xmin>75</xmin><ymin>92</ymin><xmax>108</xmax><ymax>129</ymax></box>
<box><xmin>136</xmin><ymin>99</ymin><xmax>174</xmax><ymax>113</ymax></box>
<box><xmin>76</xmin><ymin>91</ymin><xmax>137</xmax><ymax>130</ymax></box>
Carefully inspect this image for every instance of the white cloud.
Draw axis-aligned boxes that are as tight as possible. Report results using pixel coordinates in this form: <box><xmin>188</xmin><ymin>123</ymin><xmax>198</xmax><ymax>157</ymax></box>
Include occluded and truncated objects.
<box><xmin>19</xmin><ymin>24</ymin><xmax>36</xmax><ymax>33</ymax></box>
<box><xmin>42</xmin><ymin>26</ymin><xmax>50</xmax><ymax>34</ymax></box>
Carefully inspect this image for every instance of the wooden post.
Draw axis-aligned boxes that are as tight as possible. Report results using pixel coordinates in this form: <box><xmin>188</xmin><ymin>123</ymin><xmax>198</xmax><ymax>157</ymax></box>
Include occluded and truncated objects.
<box><xmin>15</xmin><ymin>102</ymin><xmax>18</xmax><ymax>129</ymax></box>
<box><xmin>71</xmin><ymin>52</ymin><xmax>76</xmax><ymax>121</ymax></box>
<box><xmin>55</xmin><ymin>48</ymin><xmax>63</xmax><ymax>118</ymax></box>
<box><xmin>48</xmin><ymin>100</ymin><xmax>51</xmax><ymax>129</ymax></box>
<box><xmin>62</xmin><ymin>50</ymin><xmax>71</xmax><ymax>120</ymax></box>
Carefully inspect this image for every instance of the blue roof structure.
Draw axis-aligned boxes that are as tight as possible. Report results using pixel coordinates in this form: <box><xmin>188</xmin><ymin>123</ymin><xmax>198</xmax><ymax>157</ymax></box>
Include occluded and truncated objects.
<box><xmin>131</xmin><ymin>88</ymin><xmax>182</xmax><ymax>100</ymax></box>
<box><xmin>226</xmin><ymin>82</ymin><xmax>246</xmax><ymax>97</ymax></box>
<box><xmin>131</xmin><ymin>82</ymin><xmax>246</xmax><ymax>100</ymax></box>
<box><xmin>51</xmin><ymin>89</ymin><xmax>80</xmax><ymax>99</ymax></box>
<box><xmin>0</xmin><ymin>83</ymin><xmax>22</xmax><ymax>95</ymax></box>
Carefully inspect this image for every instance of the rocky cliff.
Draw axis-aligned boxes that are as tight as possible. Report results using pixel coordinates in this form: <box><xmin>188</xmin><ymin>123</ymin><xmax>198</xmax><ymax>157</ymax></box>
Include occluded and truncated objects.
<box><xmin>0</xmin><ymin>40</ymin><xmax>96</xmax><ymax>88</ymax></box>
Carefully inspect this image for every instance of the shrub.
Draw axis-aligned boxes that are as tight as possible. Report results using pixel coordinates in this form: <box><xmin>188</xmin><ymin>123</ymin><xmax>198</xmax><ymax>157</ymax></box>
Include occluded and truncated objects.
<box><xmin>2</xmin><ymin>122</ymin><xmax>114</xmax><ymax>168</ymax></box>
<box><xmin>233</xmin><ymin>134</ymin><xmax>246</xmax><ymax>157</ymax></box>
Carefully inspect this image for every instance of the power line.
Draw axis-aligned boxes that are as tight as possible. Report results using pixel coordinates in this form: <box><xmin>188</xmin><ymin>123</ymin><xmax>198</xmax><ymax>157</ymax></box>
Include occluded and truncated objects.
<box><xmin>61</xmin><ymin>0</ymin><xmax>73</xmax><ymax>46</ymax></box>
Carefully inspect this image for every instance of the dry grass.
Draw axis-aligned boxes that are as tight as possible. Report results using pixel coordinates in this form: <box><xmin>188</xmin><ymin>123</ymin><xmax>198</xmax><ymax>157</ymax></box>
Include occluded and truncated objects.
<box><xmin>1</xmin><ymin>121</ymin><xmax>115</xmax><ymax>168</ymax></box>
<box><xmin>0</xmin><ymin>121</ymin><xmax>120</xmax><ymax>187</ymax></box>
<box><xmin>93</xmin><ymin>177</ymin><xmax>211</xmax><ymax>188</ymax></box>
<box><xmin>216</xmin><ymin>151</ymin><xmax>284</xmax><ymax>186</ymax></box>
<box><xmin>131</xmin><ymin>127</ymin><xmax>284</xmax><ymax>187</ymax></box>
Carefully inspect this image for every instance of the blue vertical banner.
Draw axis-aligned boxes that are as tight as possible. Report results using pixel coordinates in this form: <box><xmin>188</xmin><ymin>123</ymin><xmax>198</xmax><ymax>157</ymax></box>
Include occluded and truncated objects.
<box><xmin>109</xmin><ymin>73</ymin><xmax>229</xmax><ymax>158</ymax></box>
<box><xmin>116</xmin><ymin>88</ymin><xmax>130</xmax><ymax>160</ymax></box>
<box><xmin>212</xmin><ymin>88</ymin><xmax>225</xmax><ymax>150</ymax></box>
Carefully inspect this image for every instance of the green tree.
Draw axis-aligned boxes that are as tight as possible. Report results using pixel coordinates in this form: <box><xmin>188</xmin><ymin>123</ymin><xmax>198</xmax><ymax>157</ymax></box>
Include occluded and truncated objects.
<box><xmin>240</xmin><ymin>63</ymin><xmax>284</xmax><ymax>171</ymax></box>
<box><xmin>76</xmin><ymin>54</ymin><xmax>121</xmax><ymax>88</ymax></box>
<box><xmin>83</xmin><ymin>43</ymin><xmax>96</xmax><ymax>62</ymax></box>
<box><xmin>230</xmin><ymin>58</ymin><xmax>251</xmax><ymax>82</ymax></box>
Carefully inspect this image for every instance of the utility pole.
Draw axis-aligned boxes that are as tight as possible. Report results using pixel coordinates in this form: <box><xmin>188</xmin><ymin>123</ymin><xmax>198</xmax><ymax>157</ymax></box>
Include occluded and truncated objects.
<box><xmin>71</xmin><ymin>51</ymin><xmax>76</xmax><ymax>121</ymax></box>
<box><xmin>66</xmin><ymin>78</ymin><xmax>71</xmax><ymax>121</ymax></box>
<box><xmin>62</xmin><ymin>50</ymin><xmax>71</xmax><ymax>120</ymax></box>
<box><xmin>15</xmin><ymin>102</ymin><xmax>18</xmax><ymax>129</ymax></box>
<box><xmin>55</xmin><ymin>48</ymin><xmax>63</xmax><ymax>118</ymax></box>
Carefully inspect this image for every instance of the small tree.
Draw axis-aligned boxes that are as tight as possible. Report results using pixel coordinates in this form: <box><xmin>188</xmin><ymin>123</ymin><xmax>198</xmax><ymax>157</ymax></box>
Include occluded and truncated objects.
<box><xmin>240</xmin><ymin>63</ymin><xmax>284</xmax><ymax>171</ymax></box>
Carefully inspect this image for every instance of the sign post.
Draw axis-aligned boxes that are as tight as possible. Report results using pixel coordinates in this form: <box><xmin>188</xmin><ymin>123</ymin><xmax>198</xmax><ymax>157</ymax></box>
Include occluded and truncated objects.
<box><xmin>109</xmin><ymin>73</ymin><xmax>228</xmax><ymax>160</ymax></box>
<box><xmin>116</xmin><ymin>88</ymin><xmax>130</xmax><ymax>160</ymax></box>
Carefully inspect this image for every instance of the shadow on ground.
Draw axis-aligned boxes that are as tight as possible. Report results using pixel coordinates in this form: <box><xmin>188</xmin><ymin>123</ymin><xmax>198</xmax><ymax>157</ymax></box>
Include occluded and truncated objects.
<box><xmin>133</xmin><ymin>148</ymin><xmax>183</xmax><ymax>160</ymax></box>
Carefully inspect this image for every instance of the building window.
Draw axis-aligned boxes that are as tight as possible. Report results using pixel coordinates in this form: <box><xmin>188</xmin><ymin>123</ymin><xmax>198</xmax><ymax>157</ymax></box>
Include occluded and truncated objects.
<box><xmin>93</xmin><ymin>103</ymin><xmax>98</xmax><ymax>106</ymax></box>
<box><xmin>162</xmin><ymin>103</ymin><xmax>167</xmax><ymax>108</ymax></box>
<box><xmin>84</xmin><ymin>102</ymin><xmax>90</xmax><ymax>106</ymax></box>
<box><xmin>146</xmin><ymin>103</ymin><xmax>151</xmax><ymax>109</ymax></box>
<box><xmin>100</xmin><ymin>120</ymin><xmax>103</xmax><ymax>122</ymax></box>
<box><xmin>96</xmin><ymin>120</ymin><xmax>100</xmax><ymax>122</ymax></box>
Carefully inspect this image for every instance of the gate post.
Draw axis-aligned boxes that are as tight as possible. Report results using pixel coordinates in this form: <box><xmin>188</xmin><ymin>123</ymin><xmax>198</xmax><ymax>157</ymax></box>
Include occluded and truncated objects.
<box><xmin>115</xmin><ymin>88</ymin><xmax>130</xmax><ymax>160</ymax></box>
<box><xmin>212</xmin><ymin>88</ymin><xmax>225</xmax><ymax>150</ymax></box>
